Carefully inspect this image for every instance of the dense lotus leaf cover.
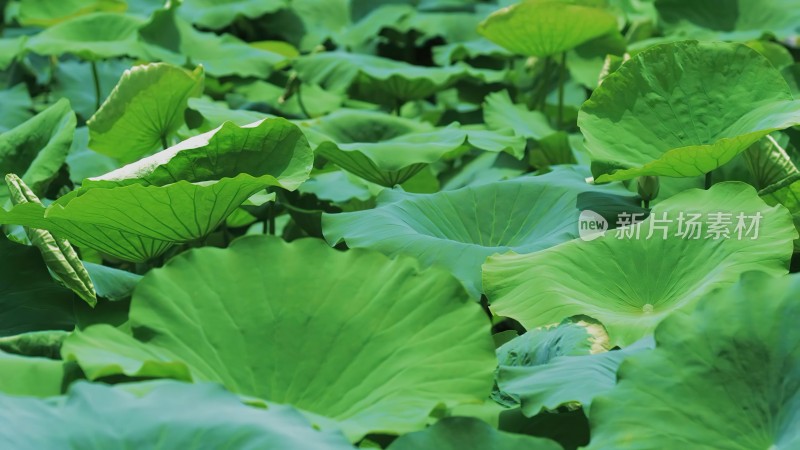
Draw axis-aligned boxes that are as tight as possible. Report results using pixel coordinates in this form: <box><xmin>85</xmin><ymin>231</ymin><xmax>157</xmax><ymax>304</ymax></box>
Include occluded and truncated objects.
<box><xmin>2</xmin><ymin>0</ymin><xmax>800</xmax><ymax>447</ymax></box>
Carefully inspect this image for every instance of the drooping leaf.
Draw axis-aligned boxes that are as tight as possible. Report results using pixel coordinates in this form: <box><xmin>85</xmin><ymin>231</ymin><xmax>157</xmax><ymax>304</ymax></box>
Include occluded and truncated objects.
<box><xmin>478</xmin><ymin>0</ymin><xmax>620</xmax><ymax>57</ymax></box>
<box><xmin>483</xmin><ymin>182</ymin><xmax>796</xmax><ymax>347</ymax></box>
<box><xmin>0</xmin><ymin>118</ymin><xmax>313</xmax><ymax>262</ymax></box>
<box><xmin>579</xmin><ymin>41</ymin><xmax>800</xmax><ymax>182</ymax></box>
<box><xmin>760</xmin><ymin>172</ymin><xmax>800</xmax><ymax>251</ymax></box>
<box><xmin>0</xmin><ymin>329</ymin><xmax>69</xmax><ymax>359</ymax></box>
<box><xmin>63</xmin><ymin>236</ymin><xmax>496</xmax><ymax>441</ymax></box>
<box><xmin>26</xmin><ymin>12</ymin><xmax>146</xmax><ymax>60</ymax></box>
<box><xmin>497</xmin><ymin>336</ymin><xmax>654</xmax><ymax>416</ymax></box>
<box><xmin>0</xmin><ymin>98</ymin><xmax>76</xmax><ymax>205</ymax></box>
<box><xmin>17</xmin><ymin>0</ymin><xmax>126</xmax><ymax>26</ymax></box>
<box><xmin>178</xmin><ymin>0</ymin><xmax>287</xmax><ymax>28</ymax></box>
<box><xmin>655</xmin><ymin>0</ymin><xmax>800</xmax><ymax>41</ymax></box>
<box><xmin>0</xmin><ymin>238</ymin><xmax>76</xmax><ymax>337</ymax></box>
<box><xmin>303</xmin><ymin>109</ymin><xmax>523</xmax><ymax>186</ymax></box>
<box><xmin>0</xmin><ymin>381</ymin><xmax>355</xmax><ymax>450</ymax></box>
<box><xmin>0</xmin><ymin>350</ymin><xmax>66</xmax><ymax>397</ymax></box>
<box><xmin>588</xmin><ymin>271</ymin><xmax>800</xmax><ymax>449</ymax></box>
<box><xmin>294</xmin><ymin>52</ymin><xmax>501</xmax><ymax>102</ymax></box>
<box><xmin>6</xmin><ymin>174</ymin><xmax>96</xmax><ymax>307</ymax></box>
<box><xmin>83</xmin><ymin>262</ymin><xmax>141</xmax><ymax>301</ymax></box>
<box><xmin>323</xmin><ymin>167</ymin><xmax>631</xmax><ymax>297</ymax></box>
<box><xmin>743</xmin><ymin>133</ymin><xmax>798</xmax><ymax>190</ymax></box>
<box><xmin>87</xmin><ymin>63</ymin><xmax>205</xmax><ymax>163</ymax></box>
<box><xmin>386</xmin><ymin>417</ymin><xmax>562</xmax><ymax>450</ymax></box>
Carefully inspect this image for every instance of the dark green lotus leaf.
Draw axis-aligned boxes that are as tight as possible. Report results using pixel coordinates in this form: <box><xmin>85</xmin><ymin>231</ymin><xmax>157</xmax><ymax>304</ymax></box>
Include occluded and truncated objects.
<box><xmin>83</xmin><ymin>262</ymin><xmax>141</xmax><ymax>301</ymax></box>
<box><xmin>17</xmin><ymin>0</ymin><xmax>126</xmax><ymax>26</ymax></box>
<box><xmin>386</xmin><ymin>417</ymin><xmax>561</xmax><ymax>450</ymax></box>
<box><xmin>0</xmin><ymin>381</ymin><xmax>355</xmax><ymax>450</ymax></box>
<box><xmin>87</xmin><ymin>63</ymin><xmax>205</xmax><ymax>163</ymax></box>
<box><xmin>0</xmin><ymin>36</ymin><xmax>27</xmax><ymax>70</ymax></box>
<box><xmin>498</xmin><ymin>336</ymin><xmax>653</xmax><ymax>416</ymax></box>
<box><xmin>743</xmin><ymin>133</ymin><xmax>798</xmax><ymax>190</ymax></box>
<box><xmin>0</xmin><ymin>85</ymin><xmax>33</xmax><ymax>133</ymax></box>
<box><xmin>0</xmin><ymin>238</ymin><xmax>76</xmax><ymax>337</ymax></box>
<box><xmin>0</xmin><ymin>98</ymin><xmax>76</xmax><ymax>205</ymax></box>
<box><xmin>433</xmin><ymin>39</ymin><xmax>510</xmax><ymax>65</ymax></box>
<box><xmin>655</xmin><ymin>0</ymin><xmax>800</xmax><ymax>41</ymax></box>
<box><xmin>323</xmin><ymin>167</ymin><xmax>631</xmax><ymax>297</ymax></box>
<box><xmin>484</xmin><ymin>183</ymin><xmax>796</xmax><ymax>347</ymax></box>
<box><xmin>139</xmin><ymin>8</ymin><xmax>285</xmax><ymax>78</ymax></box>
<box><xmin>0</xmin><ymin>330</ymin><xmax>68</xmax><ymax>360</ymax></box>
<box><xmin>0</xmin><ymin>119</ymin><xmax>312</xmax><ymax>261</ymax></box>
<box><xmin>51</xmin><ymin>59</ymin><xmax>131</xmax><ymax>121</ymax></box>
<box><xmin>0</xmin><ymin>350</ymin><xmax>66</xmax><ymax>397</ymax></box>
<box><xmin>478</xmin><ymin>0</ymin><xmax>620</xmax><ymax>57</ymax></box>
<box><xmin>26</xmin><ymin>12</ymin><xmax>146</xmax><ymax>60</ymax></box>
<box><xmin>303</xmin><ymin>109</ymin><xmax>523</xmax><ymax>186</ymax></box>
<box><xmin>295</xmin><ymin>52</ymin><xmax>501</xmax><ymax>102</ymax></box>
<box><xmin>63</xmin><ymin>236</ymin><xmax>496</xmax><ymax>441</ymax></box>
<box><xmin>588</xmin><ymin>271</ymin><xmax>800</xmax><ymax>449</ymax></box>
<box><xmin>579</xmin><ymin>41</ymin><xmax>800</xmax><ymax>182</ymax></box>
<box><xmin>179</xmin><ymin>0</ymin><xmax>287</xmax><ymax>29</ymax></box>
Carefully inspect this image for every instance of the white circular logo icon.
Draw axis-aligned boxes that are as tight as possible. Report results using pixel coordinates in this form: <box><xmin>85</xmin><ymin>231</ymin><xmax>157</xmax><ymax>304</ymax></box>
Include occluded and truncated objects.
<box><xmin>578</xmin><ymin>210</ymin><xmax>608</xmax><ymax>241</ymax></box>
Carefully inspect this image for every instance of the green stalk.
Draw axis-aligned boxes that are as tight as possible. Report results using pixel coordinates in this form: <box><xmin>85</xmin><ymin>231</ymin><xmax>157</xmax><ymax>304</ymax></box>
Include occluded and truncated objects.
<box><xmin>705</xmin><ymin>171</ymin><xmax>713</xmax><ymax>190</ymax></box>
<box><xmin>557</xmin><ymin>52</ymin><xmax>567</xmax><ymax>129</ymax></box>
<box><xmin>90</xmin><ymin>60</ymin><xmax>101</xmax><ymax>111</ymax></box>
<box><xmin>538</xmin><ymin>56</ymin><xmax>553</xmax><ymax>111</ymax></box>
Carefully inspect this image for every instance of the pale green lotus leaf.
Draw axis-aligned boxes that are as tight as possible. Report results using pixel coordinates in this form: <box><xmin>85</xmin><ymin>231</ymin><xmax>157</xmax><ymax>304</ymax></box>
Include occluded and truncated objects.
<box><xmin>18</xmin><ymin>0</ymin><xmax>126</xmax><ymax>26</ymax></box>
<box><xmin>484</xmin><ymin>182</ymin><xmax>796</xmax><ymax>347</ymax></box>
<box><xmin>87</xmin><ymin>63</ymin><xmax>205</xmax><ymax>163</ymax></box>
<box><xmin>26</xmin><ymin>13</ymin><xmax>146</xmax><ymax>60</ymax></box>
<box><xmin>0</xmin><ymin>36</ymin><xmax>27</xmax><ymax>70</ymax></box>
<box><xmin>588</xmin><ymin>271</ymin><xmax>800</xmax><ymax>449</ymax></box>
<box><xmin>323</xmin><ymin>166</ymin><xmax>632</xmax><ymax>297</ymax></box>
<box><xmin>0</xmin><ymin>350</ymin><xmax>65</xmax><ymax>397</ymax></box>
<box><xmin>63</xmin><ymin>236</ymin><xmax>496</xmax><ymax>441</ymax></box>
<box><xmin>478</xmin><ymin>0</ymin><xmax>619</xmax><ymax>57</ymax></box>
<box><xmin>0</xmin><ymin>381</ymin><xmax>355</xmax><ymax>450</ymax></box>
<box><xmin>579</xmin><ymin>41</ymin><xmax>800</xmax><ymax>182</ymax></box>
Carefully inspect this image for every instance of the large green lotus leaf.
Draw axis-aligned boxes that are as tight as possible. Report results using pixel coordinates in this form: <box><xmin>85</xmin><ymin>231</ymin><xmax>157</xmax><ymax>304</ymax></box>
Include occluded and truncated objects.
<box><xmin>655</xmin><ymin>0</ymin><xmax>800</xmax><ymax>41</ymax></box>
<box><xmin>387</xmin><ymin>417</ymin><xmax>561</xmax><ymax>450</ymax></box>
<box><xmin>303</xmin><ymin>109</ymin><xmax>523</xmax><ymax>186</ymax></box>
<box><xmin>477</xmin><ymin>0</ymin><xmax>619</xmax><ymax>57</ymax></box>
<box><xmin>497</xmin><ymin>336</ymin><xmax>653</xmax><ymax>416</ymax></box>
<box><xmin>87</xmin><ymin>63</ymin><xmax>204</xmax><ymax>163</ymax></box>
<box><xmin>579</xmin><ymin>41</ymin><xmax>800</xmax><ymax>183</ymax></box>
<box><xmin>0</xmin><ymin>119</ymin><xmax>312</xmax><ymax>261</ymax></box>
<box><xmin>63</xmin><ymin>236</ymin><xmax>495</xmax><ymax>440</ymax></box>
<box><xmin>0</xmin><ymin>239</ymin><xmax>76</xmax><ymax>337</ymax></box>
<box><xmin>0</xmin><ymin>98</ymin><xmax>76</xmax><ymax>205</ymax></box>
<box><xmin>323</xmin><ymin>167</ymin><xmax>630</xmax><ymax>297</ymax></box>
<box><xmin>17</xmin><ymin>0</ymin><xmax>126</xmax><ymax>26</ymax></box>
<box><xmin>0</xmin><ymin>381</ymin><xmax>355</xmax><ymax>450</ymax></box>
<box><xmin>484</xmin><ymin>182</ymin><xmax>796</xmax><ymax>347</ymax></box>
<box><xmin>0</xmin><ymin>350</ymin><xmax>65</xmax><ymax>397</ymax></box>
<box><xmin>139</xmin><ymin>8</ymin><xmax>285</xmax><ymax>78</ymax></box>
<box><xmin>0</xmin><ymin>36</ymin><xmax>27</xmax><ymax>70</ymax></box>
<box><xmin>295</xmin><ymin>52</ymin><xmax>499</xmax><ymax>101</ymax></box>
<box><xmin>26</xmin><ymin>12</ymin><xmax>146</xmax><ymax>60</ymax></box>
<box><xmin>179</xmin><ymin>0</ymin><xmax>286</xmax><ymax>28</ymax></box>
<box><xmin>588</xmin><ymin>271</ymin><xmax>800</xmax><ymax>449</ymax></box>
